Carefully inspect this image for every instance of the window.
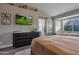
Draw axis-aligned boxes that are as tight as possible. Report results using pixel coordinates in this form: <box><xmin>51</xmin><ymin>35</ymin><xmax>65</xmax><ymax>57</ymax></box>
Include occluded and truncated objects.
<box><xmin>46</xmin><ymin>19</ymin><xmax>53</xmax><ymax>33</ymax></box>
<box><xmin>38</xmin><ymin>18</ymin><xmax>53</xmax><ymax>35</ymax></box>
<box><xmin>63</xmin><ymin>16</ymin><xmax>79</xmax><ymax>32</ymax></box>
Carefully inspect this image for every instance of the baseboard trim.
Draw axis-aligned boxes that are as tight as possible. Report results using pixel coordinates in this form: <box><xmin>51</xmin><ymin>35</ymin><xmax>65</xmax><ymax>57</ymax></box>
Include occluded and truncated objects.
<box><xmin>0</xmin><ymin>44</ymin><xmax>13</xmax><ymax>49</ymax></box>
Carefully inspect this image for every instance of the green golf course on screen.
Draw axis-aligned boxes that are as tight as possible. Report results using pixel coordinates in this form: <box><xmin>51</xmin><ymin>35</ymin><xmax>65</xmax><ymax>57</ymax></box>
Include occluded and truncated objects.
<box><xmin>16</xmin><ymin>15</ymin><xmax>32</xmax><ymax>25</ymax></box>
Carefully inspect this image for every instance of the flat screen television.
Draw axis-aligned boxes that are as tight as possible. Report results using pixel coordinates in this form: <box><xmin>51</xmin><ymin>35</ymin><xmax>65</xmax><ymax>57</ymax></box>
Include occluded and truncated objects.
<box><xmin>16</xmin><ymin>14</ymin><xmax>32</xmax><ymax>25</ymax></box>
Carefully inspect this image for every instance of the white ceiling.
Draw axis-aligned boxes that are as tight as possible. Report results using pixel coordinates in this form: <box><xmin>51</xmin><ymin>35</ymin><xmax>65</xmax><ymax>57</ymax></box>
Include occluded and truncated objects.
<box><xmin>26</xmin><ymin>3</ymin><xmax>79</xmax><ymax>16</ymax></box>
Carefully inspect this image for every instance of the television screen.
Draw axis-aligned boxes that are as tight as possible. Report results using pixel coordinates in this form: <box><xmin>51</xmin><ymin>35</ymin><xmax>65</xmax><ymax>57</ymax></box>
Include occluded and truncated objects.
<box><xmin>16</xmin><ymin>14</ymin><xmax>32</xmax><ymax>25</ymax></box>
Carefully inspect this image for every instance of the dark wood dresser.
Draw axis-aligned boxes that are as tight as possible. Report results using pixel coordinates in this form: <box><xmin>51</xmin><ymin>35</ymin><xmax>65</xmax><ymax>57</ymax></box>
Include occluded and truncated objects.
<box><xmin>13</xmin><ymin>32</ymin><xmax>40</xmax><ymax>48</ymax></box>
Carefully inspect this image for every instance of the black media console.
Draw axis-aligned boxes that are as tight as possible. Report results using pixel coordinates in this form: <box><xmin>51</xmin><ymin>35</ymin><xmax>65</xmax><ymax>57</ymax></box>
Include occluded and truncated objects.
<box><xmin>13</xmin><ymin>32</ymin><xmax>40</xmax><ymax>48</ymax></box>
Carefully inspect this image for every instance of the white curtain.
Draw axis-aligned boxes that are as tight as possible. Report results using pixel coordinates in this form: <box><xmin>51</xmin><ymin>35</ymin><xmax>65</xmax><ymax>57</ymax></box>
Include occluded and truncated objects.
<box><xmin>38</xmin><ymin>18</ymin><xmax>45</xmax><ymax>36</ymax></box>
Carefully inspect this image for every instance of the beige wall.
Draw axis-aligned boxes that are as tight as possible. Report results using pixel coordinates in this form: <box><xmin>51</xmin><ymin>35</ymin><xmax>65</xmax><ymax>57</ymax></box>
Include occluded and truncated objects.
<box><xmin>0</xmin><ymin>4</ymin><xmax>39</xmax><ymax>47</ymax></box>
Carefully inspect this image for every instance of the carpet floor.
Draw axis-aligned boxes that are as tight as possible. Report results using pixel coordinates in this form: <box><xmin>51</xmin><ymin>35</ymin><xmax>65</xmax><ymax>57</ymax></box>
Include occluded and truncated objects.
<box><xmin>15</xmin><ymin>48</ymin><xmax>31</xmax><ymax>55</ymax></box>
<box><xmin>0</xmin><ymin>45</ymin><xmax>31</xmax><ymax>55</ymax></box>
